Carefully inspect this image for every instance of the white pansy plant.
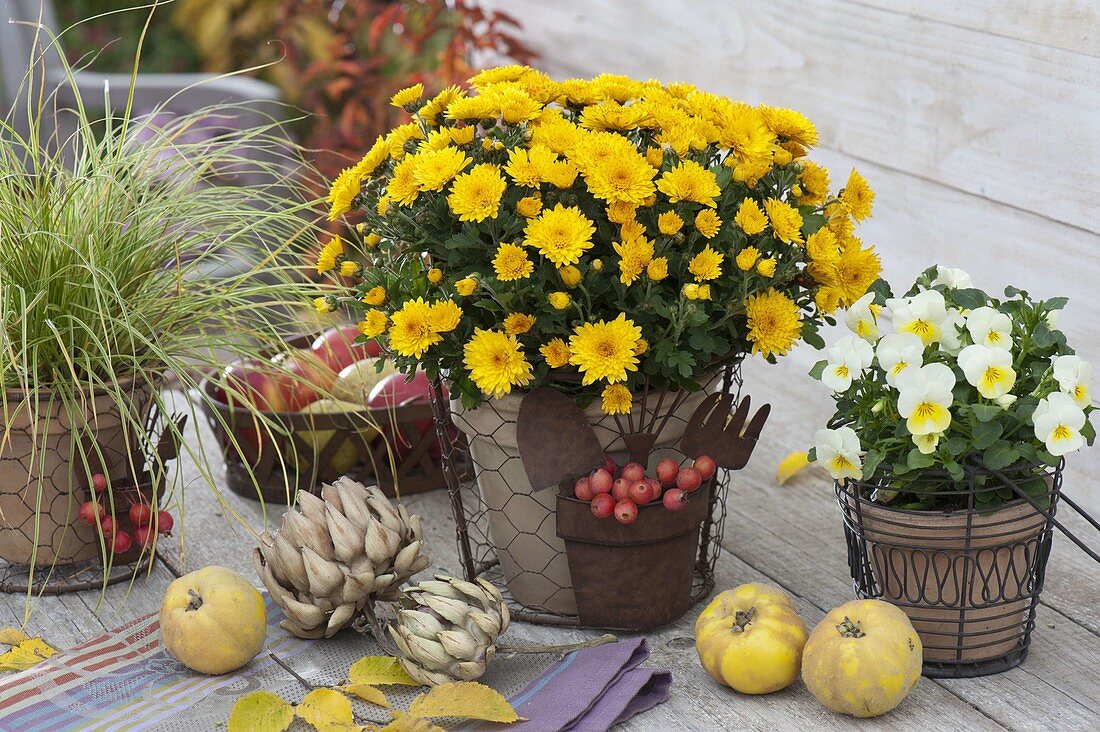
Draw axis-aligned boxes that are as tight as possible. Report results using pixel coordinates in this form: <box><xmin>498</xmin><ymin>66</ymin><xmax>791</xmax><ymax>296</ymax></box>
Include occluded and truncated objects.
<box><xmin>809</xmin><ymin>266</ymin><xmax>1095</xmax><ymax>510</ymax></box>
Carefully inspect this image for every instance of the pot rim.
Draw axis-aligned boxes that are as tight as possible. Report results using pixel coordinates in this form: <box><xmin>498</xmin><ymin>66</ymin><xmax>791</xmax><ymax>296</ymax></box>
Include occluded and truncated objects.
<box><xmin>3</xmin><ymin>374</ymin><xmax>157</xmax><ymax>401</ymax></box>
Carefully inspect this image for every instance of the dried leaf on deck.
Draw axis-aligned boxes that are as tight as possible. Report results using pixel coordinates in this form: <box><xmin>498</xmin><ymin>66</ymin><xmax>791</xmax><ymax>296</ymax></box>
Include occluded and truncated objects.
<box><xmin>776</xmin><ymin>450</ymin><xmax>812</xmax><ymax>485</ymax></box>
<box><xmin>227</xmin><ymin>690</ymin><xmax>294</xmax><ymax>732</ymax></box>
<box><xmin>0</xmin><ymin>627</ymin><xmax>30</xmax><ymax>646</ymax></box>
<box><xmin>0</xmin><ymin>637</ymin><xmax>57</xmax><ymax>672</ymax></box>
<box><xmin>370</xmin><ymin>710</ymin><xmax>445</xmax><ymax>732</ymax></box>
<box><xmin>297</xmin><ymin>687</ymin><xmax>355</xmax><ymax>730</ymax></box>
<box><xmin>348</xmin><ymin>656</ymin><xmax>419</xmax><ymax>686</ymax></box>
<box><xmin>340</xmin><ymin>683</ymin><xmax>390</xmax><ymax>707</ymax></box>
<box><xmin>408</xmin><ymin>681</ymin><xmax>522</xmax><ymax>723</ymax></box>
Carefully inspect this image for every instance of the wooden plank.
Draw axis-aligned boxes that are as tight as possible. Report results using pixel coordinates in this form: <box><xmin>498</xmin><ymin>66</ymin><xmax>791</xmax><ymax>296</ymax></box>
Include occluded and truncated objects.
<box><xmin>485</xmin><ymin>0</ymin><xmax>1100</xmax><ymax>232</ymax></box>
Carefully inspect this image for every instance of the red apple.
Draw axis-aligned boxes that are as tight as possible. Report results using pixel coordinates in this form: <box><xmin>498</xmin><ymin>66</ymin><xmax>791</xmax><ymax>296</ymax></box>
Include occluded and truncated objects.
<box><xmin>620</xmin><ymin>462</ymin><xmax>646</xmax><ymax>483</ymax></box>
<box><xmin>272</xmin><ymin>349</ymin><xmax>337</xmax><ymax>411</ymax></box>
<box><xmin>312</xmin><ymin>325</ymin><xmax>382</xmax><ymax>373</ymax></box>
<box><xmin>221</xmin><ymin>358</ymin><xmax>287</xmax><ymax>413</ymax></box>
<box><xmin>694</xmin><ymin>454</ymin><xmax>717</xmax><ymax>481</ymax></box>
<box><xmin>628</xmin><ymin>480</ymin><xmax>656</xmax><ymax>505</ymax></box>
<box><xmin>656</xmin><ymin>458</ymin><xmax>680</xmax><ymax>487</ymax></box>
<box><xmin>368</xmin><ymin>371</ymin><xmax>450</xmax><ymax>460</ymax></box>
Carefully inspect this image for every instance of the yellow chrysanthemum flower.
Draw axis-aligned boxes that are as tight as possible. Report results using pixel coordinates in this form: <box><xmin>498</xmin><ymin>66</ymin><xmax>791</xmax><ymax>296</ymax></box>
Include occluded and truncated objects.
<box><xmin>516</xmin><ymin>195</ymin><xmax>543</xmax><ymax>218</ymax></box>
<box><xmin>584</xmin><ymin>152</ymin><xmax>657</xmax><ymax>205</ymax></box>
<box><xmin>840</xmin><ymin>168</ymin><xmax>875</xmax><ymax>222</ymax></box>
<box><xmin>446</xmin><ymin>95</ymin><xmax>493</xmax><ymax>121</ymax></box>
<box><xmin>316</xmin><ymin>236</ymin><xmax>345</xmax><ymax>274</ymax></box>
<box><xmin>764</xmin><ymin>198</ymin><xmax>804</xmax><ymax>244</ymax></box>
<box><xmin>389</xmin><ymin>298</ymin><xmax>443</xmax><ymax>358</ymax></box>
<box><xmin>503</xmin><ymin>313</ymin><xmax>536</xmax><ymax>336</ymax></box>
<box><xmin>745</xmin><ymin>289</ymin><xmax>802</xmax><ymax>358</ymax></box>
<box><xmin>429</xmin><ymin>299</ymin><xmax>461</xmax><ymax>334</ymax></box>
<box><xmin>735</xmin><ymin>246</ymin><xmax>761</xmax><ymax>271</ymax></box>
<box><xmin>545</xmin><ymin>160</ymin><xmax>580</xmax><ymax>189</ymax></box>
<box><xmin>647</xmin><ymin>257</ymin><xmax>669</xmax><ymax>281</ymax></box>
<box><xmin>826</xmin><ymin>202</ymin><xmax>855</xmax><ymax>241</ymax></box>
<box><xmin>694</xmin><ymin>209</ymin><xmax>722</xmax><ymax>238</ymax></box>
<box><xmin>455</xmin><ymin>277</ymin><xmax>478</xmax><ymax>297</ymax></box>
<box><xmin>420</xmin><ymin>85</ymin><xmax>463</xmax><ymax>126</ymax></box>
<box><xmin>658</xmin><ymin>211</ymin><xmax>684</xmax><ymax>235</ymax></box>
<box><xmin>362</xmin><ymin>286</ymin><xmax>387</xmax><ymax>306</ymax></box>
<box><xmin>540</xmin><ymin>338</ymin><xmax>572</xmax><ymax>368</ymax></box>
<box><xmin>530</xmin><ymin>112</ymin><xmax>583</xmax><ymax>156</ymax></box>
<box><xmin>606</xmin><ymin>200</ymin><xmax>638</xmax><ymax>225</ymax></box>
<box><xmin>579</xmin><ymin>101</ymin><xmax>651</xmax><ymax>132</ymax></box>
<box><xmin>601</xmin><ymin>383</ymin><xmax>633</xmax><ymax>416</ymax></box>
<box><xmin>549</xmin><ymin>291</ymin><xmax>571</xmax><ymax>310</ymax></box>
<box><xmin>391</xmin><ymin>83</ymin><xmax>424</xmax><ymax>108</ymax></box>
<box><xmin>493</xmin><ymin>242</ymin><xmax>534</xmax><ymax>281</ymax></box>
<box><xmin>339</xmin><ymin>261</ymin><xmax>362</xmax><ymax>278</ymax></box>
<box><xmin>558</xmin><ymin>265</ymin><xmax>582</xmax><ymax>288</ymax></box>
<box><xmin>560</xmin><ymin>78</ymin><xmax>603</xmax><ymax>106</ymax></box>
<box><xmin>824</xmin><ymin>245</ymin><xmax>882</xmax><ymax>307</ymax></box>
<box><xmin>359</xmin><ymin>309</ymin><xmax>389</xmax><ymax>338</ymax></box>
<box><xmin>568</xmin><ymin>314</ymin><xmax>642</xmax><ymax>385</ymax></box>
<box><xmin>734</xmin><ymin>199</ymin><xmax>768</xmax><ymax>235</ymax></box>
<box><xmin>387</xmin><ymin>157</ymin><xmax>421</xmax><ymax>206</ymax></box>
<box><xmin>447</xmin><ymin>164</ymin><xmax>507</xmax><ymax>222</ymax></box>
<box><xmin>327</xmin><ymin>167</ymin><xmax>360</xmax><ymax>220</ymax></box>
<box><xmin>468</xmin><ymin>65</ymin><xmax>532</xmax><ymax>88</ymax></box>
<box><xmin>798</xmin><ymin>161</ymin><xmax>830</xmax><ymax>206</ymax></box>
<box><xmin>716</xmin><ymin>103</ymin><xmax>776</xmax><ymax>167</ymax></box>
<box><xmin>525</xmin><ymin>204</ymin><xmax>595</xmax><ymax>267</ymax></box>
<box><xmin>815</xmin><ymin>286</ymin><xmax>842</xmax><ymax>314</ymax></box>
<box><xmin>463</xmin><ymin>329</ymin><xmax>534</xmax><ymax>398</ymax></box>
<box><xmin>352</xmin><ymin>136</ymin><xmax>389</xmax><ymax>179</ymax></box>
<box><xmin>505</xmin><ymin>145</ymin><xmax>557</xmax><ymax>187</ymax></box>
<box><xmin>614</xmin><ymin>235</ymin><xmax>655</xmax><ymax>286</ymax></box>
<box><xmin>413</xmin><ymin>146</ymin><xmax>471</xmax><ymax>191</ymax></box>
<box><xmin>683</xmin><ymin>283</ymin><xmax>700</xmax><ymax>300</ymax></box>
<box><xmin>806</xmin><ymin>228</ymin><xmax>840</xmax><ymax>265</ymax></box>
<box><xmin>757</xmin><ymin>258</ymin><xmax>777</xmax><ymax>277</ymax></box>
<box><xmin>427</xmin><ymin>267</ymin><xmax>444</xmax><ymax>285</ymax></box>
<box><xmin>484</xmin><ymin>84</ymin><xmax>543</xmax><ymax>124</ymax></box>
<box><xmin>688</xmin><ymin>245</ymin><xmax>724</xmax><ymax>281</ymax></box>
<box><xmin>645</xmin><ymin>146</ymin><xmax>665</xmax><ymax>168</ymax></box>
<box><xmin>590</xmin><ymin>73</ymin><xmax>644</xmax><ymax>103</ymax></box>
<box><xmin>376</xmin><ymin>197</ymin><xmax>391</xmax><ymax>216</ymax></box>
<box><xmin>760</xmin><ymin>106</ymin><xmax>818</xmax><ymax>148</ymax></box>
<box><xmin>513</xmin><ymin>69</ymin><xmax>563</xmax><ymax>105</ymax></box>
<box><xmin>633</xmin><ymin>338</ymin><xmax>648</xmax><ymax>355</ymax></box>
<box><xmin>656</xmin><ymin>160</ymin><xmax>721</xmax><ymax>207</ymax></box>
<box><xmin>314</xmin><ymin>296</ymin><xmax>336</xmax><ymax>314</ymax></box>
<box><xmin>385</xmin><ymin>122</ymin><xmax>425</xmax><ymax>159</ymax></box>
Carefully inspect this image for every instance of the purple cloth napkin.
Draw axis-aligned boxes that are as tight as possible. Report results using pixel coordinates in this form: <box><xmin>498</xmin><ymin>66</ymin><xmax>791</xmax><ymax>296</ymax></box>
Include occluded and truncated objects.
<box><xmin>471</xmin><ymin>638</ymin><xmax>670</xmax><ymax>732</ymax></box>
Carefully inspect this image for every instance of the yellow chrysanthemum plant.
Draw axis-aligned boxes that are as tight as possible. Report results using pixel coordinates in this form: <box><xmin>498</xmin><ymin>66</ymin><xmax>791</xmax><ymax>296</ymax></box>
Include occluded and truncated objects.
<box><xmin>320</xmin><ymin>67</ymin><xmax>883</xmax><ymax>413</ymax></box>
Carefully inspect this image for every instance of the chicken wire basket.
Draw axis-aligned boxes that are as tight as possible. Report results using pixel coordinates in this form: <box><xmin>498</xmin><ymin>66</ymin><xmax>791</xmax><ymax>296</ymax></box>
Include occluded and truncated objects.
<box><xmin>427</xmin><ymin>364</ymin><xmax>742</xmax><ymax>628</ymax></box>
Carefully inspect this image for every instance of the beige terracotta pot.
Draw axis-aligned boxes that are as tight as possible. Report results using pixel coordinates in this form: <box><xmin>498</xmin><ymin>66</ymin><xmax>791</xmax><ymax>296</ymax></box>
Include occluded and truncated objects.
<box><xmin>0</xmin><ymin>382</ymin><xmax>152</xmax><ymax>566</ymax></box>
<box><xmin>450</xmin><ymin>385</ymin><xmax>710</xmax><ymax>615</ymax></box>
<box><xmin>856</xmin><ymin>498</ymin><xmax>1049</xmax><ymax>664</ymax></box>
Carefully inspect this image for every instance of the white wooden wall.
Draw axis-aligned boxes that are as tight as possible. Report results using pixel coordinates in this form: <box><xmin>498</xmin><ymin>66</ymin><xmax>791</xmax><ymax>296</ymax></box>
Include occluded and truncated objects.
<box><xmin>486</xmin><ymin>0</ymin><xmax>1100</xmax><ymax>512</ymax></box>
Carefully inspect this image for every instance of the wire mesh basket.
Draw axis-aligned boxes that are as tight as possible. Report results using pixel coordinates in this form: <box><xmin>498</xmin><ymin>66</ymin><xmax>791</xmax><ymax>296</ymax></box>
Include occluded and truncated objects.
<box><xmin>427</xmin><ymin>364</ymin><xmax>742</xmax><ymax>629</ymax></box>
<box><xmin>836</xmin><ymin>461</ymin><xmax>1064</xmax><ymax>677</ymax></box>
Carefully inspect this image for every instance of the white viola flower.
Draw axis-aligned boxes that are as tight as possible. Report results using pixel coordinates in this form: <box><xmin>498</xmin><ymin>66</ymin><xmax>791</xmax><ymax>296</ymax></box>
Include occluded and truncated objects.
<box><xmin>958</xmin><ymin>344</ymin><xmax>1017</xmax><ymax>399</ymax></box>
<box><xmin>1032</xmin><ymin>392</ymin><xmax>1086</xmax><ymax>456</ymax></box>
<box><xmin>892</xmin><ymin>290</ymin><xmax>948</xmax><ymax>345</ymax></box>
<box><xmin>996</xmin><ymin>393</ymin><xmax>1018</xmax><ymax>408</ymax></box>
<box><xmin>896</xmin><ymin>362</ymin><xmax>956</xmax><ymax>436</ymax></box>
<box><xmin>939</xmin><ymin>309</ymin><xmax>967</xmax><ymax>356</ymax></box>
<box><xmin>913</xmin><ymin>431</ymin><xmax>942</xmax><ymax>455</ymax></box>
<box><xmin>932</xmin><ymin>266</ymin><xmax>973</xmax><ymax>290</ymax></box>
<box><xmin>821</xmin><ymin>335</ymin><xmax>875</xmax><ymax>392</ymax></box>
<box><xmin>1046</xmin><ymin>309</ymin><xmax>1060</xmax><ymax>329</ymax></box>
<box><xmin>965</xmin><ymin>306</ymin><xmax>1013</xmax><ymax>349</ymax></box>
<box><xmin>813</xmin><ymin>427</ymin><xmax>863</xmax><ymax>481</ymax></box>
<box><xmin>875</xmin><ymin>332</ymin><xmax>925</xmax><ymax>387</ymax></box>
<box><xmin>843</xmin><ymin>292</ymin><xmax>879</xmax><ymax>343</ymax></box>
<box><xmin>1053</xmin><ymin>354</ymin><xmax>1092</xmax><ymax>408</ymax></box>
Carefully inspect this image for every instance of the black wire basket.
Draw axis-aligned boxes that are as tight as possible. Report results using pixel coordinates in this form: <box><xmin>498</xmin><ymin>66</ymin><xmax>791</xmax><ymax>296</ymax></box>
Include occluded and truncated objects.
<box><xmin>836</xmin><ymin>461</ymin><xmax>1069</xmax><ymax>678</ymax></box>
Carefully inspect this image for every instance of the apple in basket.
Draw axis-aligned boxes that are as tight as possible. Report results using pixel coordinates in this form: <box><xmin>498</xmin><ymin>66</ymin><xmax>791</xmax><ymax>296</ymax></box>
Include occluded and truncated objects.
<box><xmin>214</xmin><ymin>358</ymin><xmax>289</xmax><ymax>454</ymax></box>
<box><xmin>333</xmin><ymin>356</ymin><xmax>398</xmax><ymax>404</ymax></box>
<box><xmin>368</xmin><ymin>371</ymin><xmax>451</xmax><ymax>461</ymax></box>
<box><xmin>270</xmin><ymin>348</ymin><xmax>338</xmax><ymax>411</ymax></box>
<box><xmin>311</xmin><ymin>324</ymin><xmax>381</xmax><ymax>373</ymax></box>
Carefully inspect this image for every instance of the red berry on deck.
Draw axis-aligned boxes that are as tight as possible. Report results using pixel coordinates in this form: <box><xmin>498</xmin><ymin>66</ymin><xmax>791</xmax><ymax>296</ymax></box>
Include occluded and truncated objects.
<box><xmin>694</xmin><ymin>455</ymin><xmax>717</xmax><ymax>480</ymax></box>
<box><xmin>91</xmin><ymin>473</ymin><xmax>108</xmax><ymax>494</ymax></box>
<box><xmin>133</xmin><ymin>525</ymin><xmax>155</xmax><ymax>550</ymax></box>
<box><xmin>614</xmin><ymin>499</ymin><xmax>638</xmax><ymax>524</ymax></box>
<box><xmin>154</xmin><ymin>511</ymin><xmax>175</xmax><ymax>535</ymax></box>
<box><xmin>112</xmin><ymin>531</ymin><xmax>132</xmax><ymax>553</ymax></box>
<box><xmin>574</xmin><ymin>476</ymin><xmax>595</xmax><ymax>502</ymax></box>
<box><xmin>612</xmin><ymin>478</ymin><xmax>633</xmax><ymax>503</ymax></box>
<box><xmin>663</xmin><ymin>488</ymin><xmax>688</xmax><ymax>511</ymax></box>
<box><xmin>129</xmin><ymin>503</ymin><xmax>152</xmax><ymax>527</ymax></box>
<box><xmin>79</xmin><ymin>501</ymin><xmax>104</xmax><ymax>525</ymax></box>
<box><xmin>98</xmin><ymin>515</ymin><xmax>115</xmax><ymax>538</ymax></box>
<box><xmin>676</xmin><ymin>467</ymin><xmax>703</xmax><ymax>493</ymax></box>
<box><xmin>620</xmin><ymin>462</ymin><xmax>646</xmax><ymax>483</ymax></box>
<box><xmin>602</xmin><ymin>454</ymin><xmax>617</xmax><ymax>476</ymax></box>
<box><xmin>656</xmin><ymin>458</ymin><xmax>679</xmax><ymax>487</ymax></box>
<box><xmin>628</xmin><ymin>480</ymin><xmax>656</xmax><ymax>505</ymax></box>
<box><xmin>590</xmin><ymin>469</ymin><xmax>613</xmax><ymax>494</ymax></box>
<box><xmin>590</xmin><ymin>493</ymin><xmax>615</xmax><ymax>519</ymax></box>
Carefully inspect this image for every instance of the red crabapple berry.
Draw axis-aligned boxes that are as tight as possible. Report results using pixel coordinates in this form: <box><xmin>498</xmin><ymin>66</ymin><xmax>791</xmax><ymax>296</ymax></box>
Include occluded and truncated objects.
<box><xmin>98</xmin><ymin>516</ymin><xmax>116</xmax><ymax>538</ymax></box>
<box><xmin>590</xmin><ymin>469</ymin><xmax>613</xmax><ymax>494</ymax></box>
<box><xmin>614</xmin><ymin>499</ymin><xmax>638</xmax><ymax>524</ymax></box>
<box><xmin>628</xmin><ymin>480</ymin><xmax>656</xmax><ymax>505</ymax></box>
<box><xmin>133</xmin><ymin>525</ymin><xmax>156</xmax><ymax>550</ymax></box>
<box><xmin>79</xmin><ymin>500</ymin><xmax>104</xmax><ymax>525</ymax></box>
<box><xmin>612</xmin><ymin>478</ymin><xmax>633</xmax><ymax>503</ymax></box>
<box><xmin>590</xmin><ymin>493</ymin><xmax>615</xmax><ymax>519</ymax></box>
<box><xmin>676</xmin><ymin>467</ymin><xmax>703</xmax><ymax>493</ymax></box>
<box><xmin>602</xmin><ymin>454</ymin><xmax>618</xmax><ymax>476</ymax></box>
<box><xmin>646</xmin><ymin>477</ymin><xmax>663</xmax><ymax>500</ymax></box>
<box><xmin>112</xmin><ymin>531</ymin><xmax>132</xmax><ymax>553</ymax></box>
<box><xmin>574</xmin><ymin>476</ymin><xmax>595</xmax><ymax>502</ymax></box>
<box><xmin>694</xmin><ymin>455</ymin><xmax>717</xmax><ymax>481</ymax></box>
<box><xmin>663</xmin><ymin>488</ymin><xmax>688</xmax><ymax>511</ymax></box>
<box><xmin>154</xmin><ymin>511</ymin><xmax>174</xmax><ymax>535</ymax></box>
<box><xmin>620</xmin><ymin>462</ymin><xmax>646</xmax><ymax>483</ymax></box>
<box><xmin>91</xmin><ymin>473</ymin><xmax>108</xmax><ymax>494</ymax></box>
<box><xmin>129</xmin><ymin>503</ymin><xmax>152</xmax><ymax>527</ymax></box>
<box><xmin>656</xmin><ymin>458</ymin><xmax>680</xmax><ymax>487</ymax></box>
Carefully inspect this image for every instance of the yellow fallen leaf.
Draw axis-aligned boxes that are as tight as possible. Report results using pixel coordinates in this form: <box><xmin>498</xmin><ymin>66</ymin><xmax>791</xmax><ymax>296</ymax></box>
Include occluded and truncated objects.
<box><xmin>408</xmin><ymin>681</ymin><xmax>521</xmax><ymax>723</ymax></box>
<box><xmin>297</xmin><ymin>688</ymin><xmax>355</xmax><ymax>730</ymax></box>
<box><xmin>340</xmin><ymin>683</ymin><xmax>390</xmax><ymax>707</ymax></box>
<box><xmin>348</xmin><ymin>656</ymin><xmax>418</xmax><ymax>686</ymax></box>
<box><xmin>370</xmin><ymin>711</ymin><xmax>444</xmax><ymax>732</ymax></box>
<box><xmin>0</xmin><ymin>627</ymin><xmax>30</xmax><ymax>645</ymax></box>
<box><xmin>227</xmin><ymin>690</ymin><xmax>294</xmax><ymax>732</ymax></box>
<box><xmin>0</xmin><ymin>637</ymin><xmax>57</xmax><ymax>672</ymax></box>
<box><xmin>776</xmin><ymin>450</ymin><xmax>811</xmax><ymax>485</ymax></box>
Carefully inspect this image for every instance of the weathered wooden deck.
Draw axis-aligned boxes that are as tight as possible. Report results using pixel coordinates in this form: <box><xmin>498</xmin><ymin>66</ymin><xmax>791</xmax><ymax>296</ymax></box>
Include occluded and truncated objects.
<box><xmin>4</xmin><ymin>353</ymin><xmax>1099</xmax><ymax>731</ymax></box>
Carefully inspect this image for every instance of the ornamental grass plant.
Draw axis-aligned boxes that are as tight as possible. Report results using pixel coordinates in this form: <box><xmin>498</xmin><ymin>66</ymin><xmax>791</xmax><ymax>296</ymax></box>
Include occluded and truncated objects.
<box><xmin>316</xmin><ymin>66</ymin><xmax>884</xmax><ymax>413</ymax></box>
